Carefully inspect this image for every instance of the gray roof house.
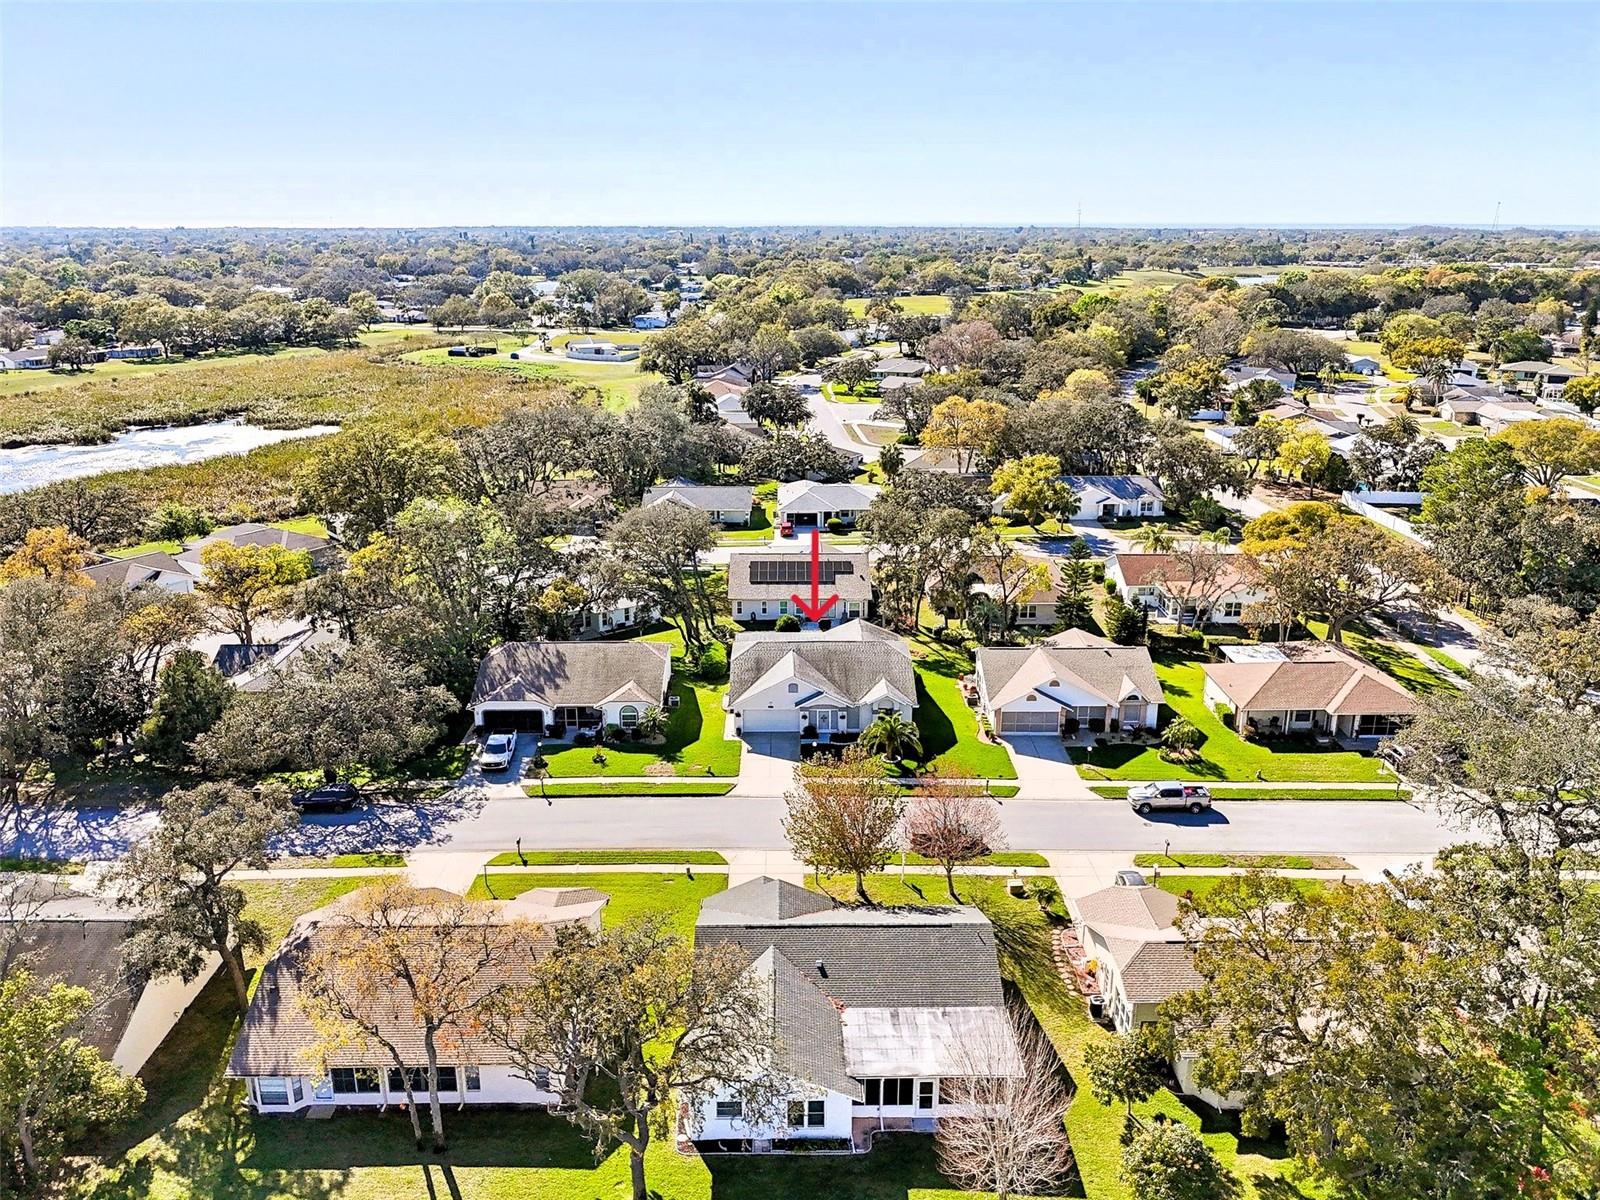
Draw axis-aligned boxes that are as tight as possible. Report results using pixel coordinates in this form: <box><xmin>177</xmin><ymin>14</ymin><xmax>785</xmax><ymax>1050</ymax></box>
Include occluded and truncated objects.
<box><xmin>1059</xmin><ymin>475</ymin><xmax>1165</xmax><ymax>521</ymax></box>
<box><xmin>775</xmin><ymin>481</ymin><xmax>880</xmax><ymax>527</ymax></box>
<box><xmin>725</xmin><ymin>620</ymin><xmax>914</xmax><ymax>737</ymax></box>
<box><xmin>83</xmin><ymin>550</ymin><xmax>200</xmax><ymax>592</ymax></box>
<box><xmin>226</xmin><ymin>885</ymin><xmax>606</xmax><ymax>1114</ymax></box>
<box><xmin>976</xmin><ymin>628</ymin><xmax>1163</xmax><ymax>736</ymax></box>
<box><xmin>469</xmin><ymin>640</ymin><xmax>672</xmax><ymax>733</ymax></box>
<box><xmin>690</xmin><ymin>877</ymin><xmax>1020</xmax><ymax>1149</ymax></box>
<box><xmin>179</xmin><ymin>522</ymin><xmax>338</xmax><ymax>572</ymax></box>
<box><xmin>642</xmin><ymin>479</ymin><xmax>755</xmax><ymax>526</ymax></box>
<box><xmin>727</xmin><ymin>549</ymin><xmax>873</xmax><ymax>625</ymax></box>
<box><xmin>1069</xmin><ymin>880</ymin><xmax>1203</xmax><ymax>1035</ymax></box>
<box><xmin>871</xmin><ymin>356</ymin><xmax>929</xmax><ymax>378</ymax></box>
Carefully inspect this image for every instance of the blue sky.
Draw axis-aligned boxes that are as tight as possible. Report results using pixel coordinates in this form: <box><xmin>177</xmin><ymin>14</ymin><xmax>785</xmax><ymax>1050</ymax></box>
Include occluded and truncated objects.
<box><xmin>3</xmin><ymin>1</ymin><xmax>1596</xmax><ymax>228</ymax></box>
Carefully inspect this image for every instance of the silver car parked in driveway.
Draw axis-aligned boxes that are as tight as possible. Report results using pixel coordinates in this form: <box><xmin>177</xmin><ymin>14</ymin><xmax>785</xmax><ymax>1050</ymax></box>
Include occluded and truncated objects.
<box><xmin>1128</xmin><ymin>782</ymin><xmax>1212</xmax><ymax>815</ymax></box>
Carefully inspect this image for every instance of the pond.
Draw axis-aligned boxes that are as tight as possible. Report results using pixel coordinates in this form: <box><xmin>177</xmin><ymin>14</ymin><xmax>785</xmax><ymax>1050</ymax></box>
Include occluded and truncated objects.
<box><xmin>0</xmin><ymin>420</ymin><xmax>339</xmax><ymax>494</ymax></box>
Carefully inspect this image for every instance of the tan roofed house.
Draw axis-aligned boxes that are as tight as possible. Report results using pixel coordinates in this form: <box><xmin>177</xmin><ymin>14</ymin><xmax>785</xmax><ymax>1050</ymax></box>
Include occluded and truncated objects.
<box><xmin>470</xmin><ymin>640</ymin><xmax>672</xmax><ymax>735</ymax></box>
<box><xmin>975</xmin><ymin>628</ymin><xmax>1163</xmax><ymax>737</ymax></box>
<box><xmin>725</xmin><ymin>620</ymin><xmax>914</xmax><ymax>738</ymax></box>
<box><xmin>1106</xmin><ymin>551</ymin><xmax>1267</xmax><ymax>626</ymax></box>
<box><xmin>1203</xmin><ymin>641</ymin><xmax>1416</xmax><ymax>740</ymax></box>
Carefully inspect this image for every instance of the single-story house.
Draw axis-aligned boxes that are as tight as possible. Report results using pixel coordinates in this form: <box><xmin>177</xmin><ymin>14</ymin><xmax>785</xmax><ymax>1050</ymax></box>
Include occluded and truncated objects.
<box><xmin>231</xmin><ymin>625</ymin><xmax>346</xmax><ymax>693</ymax></box>
<box><xmin>1478</xmin><ymin>399</ymin><xmax>1551</xmax><ymax>432</ymax></box>
<box><xmin>103</xmin><ymin>343</ymin><xmax>164</xmax><ymax>361</ymax></box>
<box><xmin>565</xmin><ymin>339</ymin><xmax>640</xmax><ymax>362</ymax></box>
<box><xmin>82</xmin><ymin>550</ymin><xmax>199</xmax><ymax>592</ymax></box>
<box><xmin>871</xmin><ymin>356</ymin><xmax>929</xmax><ymax>380</ymax></box>
<box><xmin>974</xmin><ymin>628</ymin><xmax>1163</xmax><ymax>736</ymax></box>
<box><xmin>1105</xmin><ymin>552</ymin><xmax>1266</xmax><ymax>625</ymax></box>
<box><xmin>1069</xmin><ymin>880</ymin><xmax>1201</xmax><ymax>1035</ymax></box>
<box><xmin>0</xmin><ymin>347</ymin><xmax>51</xmax><ymax>370</ymax></box>
<box><xmin>179</xmin><ymin>522</ymin><xmax>339</xmax><ymax>573</ymax></box>
<box><xmin>1203</xmin><ymin>641</ymin><xmax>1417</xmax><ymax>740</ymax></box>
<box><xmin>692</xmin><ymin>877</ymin><xmax>1021</xmax><ymax>1150</ymax></box>
<box><xmin>1059</xmin><ymin>475</ymin><xmax>1165</xmax><ymax>522</ymax></box>
<box><xmin>966</xmin><ymin>552</ymin><xmax>1060</xmax><ymax>627</ymax></box>
<box><xmin>724</xmin><ymin>620</ymin><xmax>914</xmax><ymax>737</ymax></box>
<box><xmin>575</xmin><ymin>594</ymin><xmax>659</xmax><ymax>639</ymax></box>
<box><xmin>1345</xmin><ymin>354</ymin><xmax>1381</xmax><ymax>375</ymax></box>
<box><xmin>775</xmin><ymin>480</ymin><xmax>880</xmax><ymax>528</ymax></box>
<box><xmin>631</xmin><ymin>312</ymin><xmax>670</xmax><ymax>330</ymax></box>
<box><xmin>1223</xmin><ymin>363</ymin><xmax>1297</xmax><ymax>394</ymax></box>
<box><xmin>1498</xmin><ymin>359</ymin><xmax>1577</xmax><ymax>396</ymax></box>
<box><xmin>642</xmin><ymin>479</ymin><xmax>755</xmax><ymax>525</ymax></box>
<box><xmin>228</xmin><ymin>885</ymin><xmax>607</xmax><ymax>1114</ymax></box>
<box><xmin>695</xmin><ymin>364</ymin><xmax>754</xmax><ymax>387</ymax></box>
<box><xmin>3</xmin><ymin>880</ymin><xmax>220</xmax><ymax>1076</ymax></box>
<box><xmin>728</xmin><ymin>549</ymin><xmax>872</xmax><ymax>625</ymax></box>
<box><xmin>469</xmin><ymin>639</ymin><xmax>673</xmax><ymax>734</ymax></box>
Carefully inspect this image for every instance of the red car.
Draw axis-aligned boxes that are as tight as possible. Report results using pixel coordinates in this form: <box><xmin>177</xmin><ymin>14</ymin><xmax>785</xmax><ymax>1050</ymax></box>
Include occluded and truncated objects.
<box><xmin>778</xmin><ymin>519</ymin><xmax>795</xmax><ymax>537</ymax></box>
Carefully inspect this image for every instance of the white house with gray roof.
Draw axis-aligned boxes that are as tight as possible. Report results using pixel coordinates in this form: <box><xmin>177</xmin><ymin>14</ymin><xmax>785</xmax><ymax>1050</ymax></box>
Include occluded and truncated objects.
<box><xmin>642</xmin><ymin>478</ymin><xmax>755</xmax><ymax>525</ymax></box>
<box><xmin>469</xmin><ymin>640</ymin><xmax>672</xmax><ymax>734</ymax></box>
<box><xmin>975</xmin><ymin>628</ymin><xmax>1162</xmax><ymax>736</ymax></box>
<box><xmin>775</xmin><ymin>480</ymin><xmax>880</xmax><ymax>528</ymax></box>
<box><xmin>690</xmin><ymin>877</ymin><xmax>1020</xmax><ymax>1150</ymax></box>
<box><xmin>1059</xmin><ymin>475</ymin><xmax>1165</xmax><ymax>521</ymax></box>
<box><xmin>724</xmin><ymin>620</ymin><xmax>914</xmax><ymax>737</ymax></box>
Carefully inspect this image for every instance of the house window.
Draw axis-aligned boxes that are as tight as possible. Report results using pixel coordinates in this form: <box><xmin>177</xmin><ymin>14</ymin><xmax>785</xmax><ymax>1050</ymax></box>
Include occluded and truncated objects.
<box><xmin>291</xmin><ymin>1077</ymin><xmax>305</xmax><ymax>1103</ymax></box>
<box><xmin>779</xmin><ymin>600</ymin><xmax>790</xmax><ymax>615</ymax></box>
<box><xmin>1357</xmin><ymin>714</ymin><xmax>1403</xmax><ymax>736</ymax></box>
<box><xmin>257</xmin><ymin>1078</ymin><xmax>290</xmax><ymax>1106</ymax></box>
<box><xmin>388</xmin><ymin>1066</ymin><xmax>447</xmax><ymax>1094</ymax></box>
<box><xmin>761</xmin><ymin>601</ymin><xmax>769</xmax><ymax>615</ymax></box>
<box><xmin>331</xmin><ymin>1067</ymin><xmax>381</xmax><ymax>1095</ymax></box>
<box><xmin>619</xmin><ymin>705</ymin><xmax>639</xmax><ymax>728</ymax></box>
<box><xmin>1292</xmin><ymin>710</ymin><xmax>1312</xmax><ymax>724</ymax></box>
<box><xmin>917</xmin><ymin>1080</ymin><xmax>937</xmax><ymax>1110</ymax></box>
<box><xmin>715</xmin><ymin>1099</ymin><xmax>743</xmax><ymax>1120</ymax></box>
<box><xmin>534</xmin><ymin>1066</ymin><xmax>552</xmax><ymax>1092</ymax></box>
<box><xmin>1019</xmin><ymin>605</ymin><xmax>1037</xmax><ymax>620</ymax></box>
<box><xmin>787</xmin><ymin>683</ymin><xmax>799</xmax><ymax>693</ymax></box>
<box><xmin>877</xmin><ymin>1078</ymin><xmax>914</xmax><ymax>1106</ymax></box>
<box><xmin>465</xmin><ymin>1066</ymin><xmax>481</xmax><ymax>1092</ymax></box>
<box><xmin>788</xmin><ymin>1099</ymin><xmax>827</xmax><ymax>1127</ymax></box>
<box><xmin>1220</xmin><ymin>600</ymin><xmax>1243</xmax><ymax>618</ymax></box>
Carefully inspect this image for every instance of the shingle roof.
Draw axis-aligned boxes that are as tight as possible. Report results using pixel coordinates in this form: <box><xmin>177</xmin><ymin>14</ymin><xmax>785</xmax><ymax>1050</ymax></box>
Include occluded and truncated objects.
<box><xmin>642</xmin><ymin>480</ymin><xmax>754</xmax><ymax>514</ymax></box>
<box><xmin>1204</xmin><ymin>642</ymin><xmax>1416</xmax><ymax>716</ymax></box>
<box><xmin>185</xmin><ymin>523</ymin><xmax>330</xmax><ymax>554</ymax></box>
<box><xmin>776</xmin><ymin>481</ymin><xmax>880</xmax><ymax>512</ymax></box>
<box><xmin>701</xmin><ymin>877</ymin><xmax>838</xmax><ymax>922</ymax></box>
<box><xmin>727</xmin><ymin>621</ymin><xmax>914</xmax><ymax>708</ymax></box>
<box><xmin>978</xmin><ymin>639</ymin><xmax>1163</xmax><ymax>711</ymax></box>
<box><xmin>227</xmin><ymin>889</ymin><xmax>594</xmax><ymax>1077</ymax></box>
<box><xmin>758</xmin><ymin>947</ymin><xmax>861</xmax><ymax>1099</ymax></box>
<box><xmin>82</xmin><ymin>551</ymin><xmax>195</xmax><ymax>588</ymax></box>
<box><xmin>1073</xmin><ymin>884</ymin><xmax>1181</xmax><ymax>932</ymax></box>
<box><xmin>3</xmin><ymin>919</ymin><xmax>141</xmax><ymax>1059</ymax></box>
<box><xmin>470</xmin><ymin>640</ymin><xmax>671</xmax><ymax>709</ymax></box>
<box><xmin>1112</xmin><ymin>552</ymin><xmax>1259</xmax><ymax>591</ymax></box>
<box><xmin>1060</xmin><ymin>475</ymin><xmax>1164</xmax><ymax>504</ymax></box>
<box><xmin>727</xmin><ymin>550</ymin><xmax>873</xmax><ymax>602</ymax></box>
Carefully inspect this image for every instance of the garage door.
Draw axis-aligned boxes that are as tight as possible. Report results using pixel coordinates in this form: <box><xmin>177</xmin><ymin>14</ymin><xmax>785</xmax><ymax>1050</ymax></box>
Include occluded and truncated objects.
<box><xmin>740</xmin><ymin>709</ymin><xmax>805</xmax><ymax>733</ymax></box>
<box><xmin>1000</xmin><ymin>710</ymin><xmax>1058</xmax><ymax>734</ymax></box>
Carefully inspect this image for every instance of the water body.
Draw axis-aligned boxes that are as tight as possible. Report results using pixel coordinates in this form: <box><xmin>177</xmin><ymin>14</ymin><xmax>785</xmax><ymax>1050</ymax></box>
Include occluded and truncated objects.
<box><xmin>1230</xmin><ymin>273</ymin><xmax>1281</xmax><ymax>286</ymax></box>
<box><xmin>0</xmin><ymin>420</ymin><xmax>339</xmax><ymax>494</ymax></box>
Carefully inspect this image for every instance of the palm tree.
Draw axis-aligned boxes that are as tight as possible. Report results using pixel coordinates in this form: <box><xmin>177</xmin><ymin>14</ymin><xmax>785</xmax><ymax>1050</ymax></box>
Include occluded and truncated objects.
<box><xmin>1130</xmin><ymin>523</ymin><xmax>1175</xmax><ymax>553</ymax></box>
<box><xmin>859</xmin><ymin>711</ymin><xmax>922</xmax><ymax>766</ymax></box>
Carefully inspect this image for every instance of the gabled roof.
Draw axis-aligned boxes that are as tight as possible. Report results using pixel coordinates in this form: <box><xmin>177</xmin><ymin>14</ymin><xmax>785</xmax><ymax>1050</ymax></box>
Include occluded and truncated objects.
<box><xmin>1073</xmin><ymin>884</ymin><xmax>1203</xmax><ymax>1005</ymax></box>
<box><xmin>776</xmin><ymin>480</ymin><xmax>881</xmax><ymax>511</ymax></box>
<box><xmin>1111</xmin><ymin>552</ymin><xmax>1259</xmax><ymax>591</ymax></box>
<box><xmin>727</xmin><ymin>549</ymin><xmax>872</xmax><ymax>602</ymax></box>
<box><xmin>183</xmin><ymin>523</ymin><xmax>331</xmax><ymax>555</ymax></box>
<box><xmin>82</xmin><ymin>551</ymin><xmax>196</xmax><ymax>588</ymax></box>
<box><xmin>757</xmin><ymin>947</ymin><xmax>861</xmax><ymax>1099</ymax></box>
<box><xmin>642</xmin><ymin>479</ymin><xmax>754</xmax><ymax>513</ymax></box>
<box><xmin>1073</xmin><ymin>884</ymin><xmax>1181</xmax><ymax>932</ymax></box>
<box><xmin>1060</xmin><ymin>475</ymin><xmax>1164</xmax><ymax>505</ymax></box>
<box><xmin>470</xmin><ymin>640</ymin><xmax>672</xmax><ymax>709</ymax></box>
<box><xmin>726</xmin><ymin>621</ymin><xmax>914</xmax><ymax>709</ymax></box>
<box><xmin>977</xmin><ymin>637</ymin><xmax>1163</xmax><ymax>711</ymax></box>
<box><xmin>702</xmin><ymin>877</ymin><xmax>837</xmax><ymax>922</ymax></box>
<box><xmin>1204</xmin><ymin>641</ymin><xmax>1416</xmax><ymax>716</ymax></box>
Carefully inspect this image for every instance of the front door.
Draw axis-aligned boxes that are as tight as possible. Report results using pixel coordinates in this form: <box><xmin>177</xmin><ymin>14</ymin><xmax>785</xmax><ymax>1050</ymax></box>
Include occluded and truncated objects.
<box><xmin>815</xmin><ymin>709</ymin><xmax>833</xmax><ymax>733</ymax></box>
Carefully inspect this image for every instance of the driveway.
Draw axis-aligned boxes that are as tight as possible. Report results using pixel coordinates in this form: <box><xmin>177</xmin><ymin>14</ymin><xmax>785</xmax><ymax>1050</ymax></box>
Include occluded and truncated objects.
<box><xmin>1001</xmin><ymin>735</ymin><xmax>1097</xmax><ymax>800</ymax></box>
<box><xmin>733</xmin><ymin>733</ymin><xmax>801</xmax><ymax>796</ymax></box>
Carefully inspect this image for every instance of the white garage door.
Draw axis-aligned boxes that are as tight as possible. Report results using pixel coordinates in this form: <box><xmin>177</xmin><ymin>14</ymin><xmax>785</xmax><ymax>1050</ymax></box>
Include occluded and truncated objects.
<box><xmin>740</xmin><ymin>709</ymin><xmax>805</xmax><ymax>733</ymax></box>
<box><xmin>1000</xmin><ymin>710</ymin><xmax>1058</xmax><ymax>734</ymax></box>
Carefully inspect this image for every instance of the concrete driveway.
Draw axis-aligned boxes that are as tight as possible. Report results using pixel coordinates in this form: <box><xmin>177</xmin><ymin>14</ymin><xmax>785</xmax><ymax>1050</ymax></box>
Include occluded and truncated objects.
<box><xmin>1001</xmin><ymin>735</ymin><xmax>1096</xmax><ymax>800</ymax></box>
<box><xmin>734</xmin><ymin>733</ymin><xmax>801</xmax><ymax>796</ymax></box>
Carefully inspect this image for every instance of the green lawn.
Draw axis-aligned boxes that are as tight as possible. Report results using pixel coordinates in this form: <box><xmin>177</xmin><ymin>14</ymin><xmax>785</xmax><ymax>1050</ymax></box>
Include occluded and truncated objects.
<box><xmin>717</xmin><ymin>501</ymin><xmax>776</xmax><ymax>544</ymax></box>
<box><xmin>843</xmin><ymin>294</ymin><xmax>952</xmax><ymax>318</ymax></box>
<box><xmin>907</xmin><ymin>638</ymin><xmax>1017</xmax><ymax>779</ymax></box>
<box><xmin>1072</xmin><ymin>659</ymin><xmax>1390</xmax><ymax>782</ymax></box>
<box><xmin>1305</xmin><ymin>621</ymin><xmax>1456</xmax><ymax>697</ymax></box>
<box><xmin>892</xmin><ymin>850</ymin><xmax>1049</xmax><ymax>868</ymax></box>
<box><xmin>467</xmin><ymin>871</ymin><xmax>726</xmax><ymax>942</ymax></box>
<box><xmin>525</xmin><ymin>781</ymin><xmax>736</xmax><ymax>797</ymax></box>
<box><xmin>1155</xmin><ymin>875</ymin><xmax>1326</xmax><ymax>902</ymax></box>
<box><xmin>1132</xmin><ymin>852</ymin><xmax>1352</xmax><ymax>870</ymax></box>
<box><xmin>540</xmin><ymin>680</ymin><xmax>740</xmax><ymax>778</ymax></box>
<box><xmin>806</xmin><ymin>874</ymin><xmax>1301</xmax><ymax>1200</ymax></box>
<box><xmin>400</xmin><ymin>339</ymin><xmax>659</xmax><ymax>412</ymax></box>
<box><xmin>487</xmin><ymin>850</ymin><xmax>729</xmax><ymax>867</ymax></box>
<box><xmin>1414</xmin><ymin>644</ymin><xmax>1472</xmax><ymax>678</ymax></box>
<box><xmin>0</xmin><ymin>856</ymin><xmax>85</xmax><ymax>874</ymax></box>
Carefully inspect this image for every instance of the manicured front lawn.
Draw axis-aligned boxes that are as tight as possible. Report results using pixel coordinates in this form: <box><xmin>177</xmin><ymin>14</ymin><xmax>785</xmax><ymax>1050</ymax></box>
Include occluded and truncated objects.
<box><xmin>488</xmin><ymin>849</ymin><xmax>729</xmax><ymax>867</ymax></box>
<box><xmin>541</xmin><ymin>680</ymin><xmax>741</xmax><ymax>778</ymax></box>
<box><xmin>1088</xmin><ymin>784</ymin><xmax>1407</xmax><ymax>800</ymax></box>
<box><xmin>467</xmin><ymin>871</ymin><xmax>726</xmax><ymax>942</ymax></box>
<box><xmin>524</xmin><ymin>781</ymin><xmax>736</xmax><ymax>797</ymax></box>
<box><xmin>1306</xmin><ymin>621</ymin><xmax>1456</xmax><ymax>697</ymax></box>
<box><xmin>1072</xmin><ymin>660</ymin><xmax>1390</xmax><ymax>782</ymax></box>
<box><xmin>1132</xmin><ymin>852</ymin><xmax>1352</xmax><ymax>870</ymax></box>
<box><xmin>907</xmin><ymin>638</ymin><xmax>1017</xmax><ymax>780</ymax></box>
<box><xmin>1155</xmin><ymin>874</ymin><xmax>1326</xmax><ymax>902</ymax></box>
<box><xmin>893</xmin><ymin>850</ymin><xmax>1049</xmax><ymax>868</ymax></box>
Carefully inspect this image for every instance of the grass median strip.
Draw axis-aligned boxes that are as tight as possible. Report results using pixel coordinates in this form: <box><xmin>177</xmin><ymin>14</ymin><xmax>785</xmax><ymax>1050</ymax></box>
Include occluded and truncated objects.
<box><xmin>1089</xmin><ymin>784</ymin><xmax>1408</xmax><ymax>801</ymax></box>
<box><xmin>488</xmin><ymin>849</ymin><xmax>728</xmax><ymax>867</ymax></box>
<box><xmin>1133</xmin><ymin>852</ymin><xmax>1353</xmax><ymax>870</ymax></box>
<box><xmin>523</xmin><ymin>781</ymin><xmax>735</xmax><ymax>798</ymax></box>
<box><xmin>1157</xmin><ymin>874</ymin><xmax>1327</xmax><ymax>901</ymax></box>
<box><xmin>890</xmin><ymin>850</ymin><xmax>1049</xmax><ymax>868</ymax></box>
<box><xmin>0</xmin><ymin>857</ymin><xmax>84</xmax><ymax>874</ymax></box>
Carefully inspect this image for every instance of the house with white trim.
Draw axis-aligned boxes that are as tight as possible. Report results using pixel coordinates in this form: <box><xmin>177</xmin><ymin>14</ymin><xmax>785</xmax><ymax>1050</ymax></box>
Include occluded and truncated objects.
<box><xmin>1105</xmin><ymin>552</ymin><xmax>1267</xmax><ymax>626</ymax></box>
<box><xmin>1059</xmin><ymin>475</ymin><xmax>1164</xmax><ymax>522</ymax></box>
<box><xmin>1202</xmin><ymin>641</ymin><xmax>1417</xmax><ymax>740</ymax></box>
<box><xmin>974</xmin><ymin>628</ymin><xmax>1162</xmax><ymax>736</ymax></box>
<box><xmin>642</xmin><ymin>479</ymin><xmax>755</xmax><ymax>526</ymax></box>
<box><xmin>690</xmin><ymin>877</ymin><xmax>1021</xmax><ymax>1151</ymax></box>
<box><xmin>728</xmin><ymin>550</ymin><xmax>872</xmax><ymax>625</ymax></box>
<box><xmin>775</xmin><ymin>481</ymin><xmax>880</xmax><ymax>528</ymax></box>
<box><xmin>724</xmin><ymin>620</ymin><xmax>914</xmax><ymax>737</ymax></box>
<box><xmin>469</xmin><ymin>640</ymin><xmax>672</xmax><ymax>734</ymax></box>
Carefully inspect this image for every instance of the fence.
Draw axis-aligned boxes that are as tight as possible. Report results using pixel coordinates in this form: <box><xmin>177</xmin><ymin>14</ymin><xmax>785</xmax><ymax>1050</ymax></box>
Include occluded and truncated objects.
<box><xmin>1341</xmin><ymin>491</ymin><xmax>1424</xmax><ymax>543</ymax></box>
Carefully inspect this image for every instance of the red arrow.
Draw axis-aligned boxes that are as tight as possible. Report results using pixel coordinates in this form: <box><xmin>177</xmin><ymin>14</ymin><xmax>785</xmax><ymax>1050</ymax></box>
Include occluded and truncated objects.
<box><xmin>791</xmin><ymin>528</ymin><xmax>840</xmax><ymax>622</ymax></box>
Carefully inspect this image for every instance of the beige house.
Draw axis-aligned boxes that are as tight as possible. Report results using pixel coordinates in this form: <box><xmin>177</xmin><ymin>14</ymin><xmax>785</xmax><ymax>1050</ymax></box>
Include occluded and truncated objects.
<box><xmin>728</xmin><ymin>550</ymin><xmax>872</xmax><ymax>625</ymax></box>
<box><xmin>1105</xmin><ymin>552</ymin><xmax>1267</xmax><ymax>626</ymax></box>
<box><xmin>1203</xmin><ymin>641</ymin><xmax>1417</xmax><ymax>740</ymax></box>
<box><xmin>469</xmin><ymin>640</ymin><xmax>672</xmax><ymax>734</ymax></box>
<box><xmin>974</xmin><ymin>628</ymin><xmax>1163</xmax><ymax>736</ymax></box>
<box><xmin>1069</xmin><ymin>882</ymin><xmax>1201</xmax><ymax>1034</ymax></box>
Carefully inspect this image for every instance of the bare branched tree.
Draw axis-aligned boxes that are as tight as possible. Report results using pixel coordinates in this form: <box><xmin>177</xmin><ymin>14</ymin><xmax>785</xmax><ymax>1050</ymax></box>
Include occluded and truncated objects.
<box><xmin>935</xmin><ymin>1000</ymin><xmax>1074</xmax><ymax>1200</ymax></box>
<box><xmin>906</xmin><ymin>778</ymin><xmax>1005</xmax><ymax>899</ymax></box>
<box><xmin>783</xmin><ymin>748</ymin><xmax>906</xmax><ymax>901</ymax></box>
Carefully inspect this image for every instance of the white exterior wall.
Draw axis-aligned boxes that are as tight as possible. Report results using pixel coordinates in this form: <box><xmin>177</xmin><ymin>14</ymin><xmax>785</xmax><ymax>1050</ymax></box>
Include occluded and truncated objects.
<box><xmin>694</xmin><ymin>1085</ymin><xmax>855</xmax><ymax>1142</ymax></box>
<box><xmin>1073</xmin><ymin>493</ymin><xmax>1163</xmax><ymax>521</ymax></box>
<box><xmin>245</xmin><ymin>1064</ymin><xmax>558</xmax><ymax>1113</ymax></box>
<box><xmin>473</xmin><ymin>699</ymin><xmax>552</xmax><ymax>728</ymax></box>
<box><xmin>114</xmin><ymin>955</ymin><xmax>221</xmax><ymax>1075</ymax></box>
<box><xmin>985</xmin><ymin>680</ymin><xmax>1157</xmax><ymax>732</ymax></box>
<box><xmin>731</xmin><ymin>598</ymin><xmax>866</xmax><ymax>622</ymax></box>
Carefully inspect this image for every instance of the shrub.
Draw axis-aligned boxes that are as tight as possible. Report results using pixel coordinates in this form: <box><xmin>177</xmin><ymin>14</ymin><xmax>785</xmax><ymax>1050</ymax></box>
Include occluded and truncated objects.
<box><xmin>1160</xmin><ymin>717</ymin><xmax>1204</xmax><ymax>761</ymax></box>
<box><xmin>826</xmin><ymin>517</ymin><xmax>847</xmax><ymax>534</ymax></box>
<box><xmin>774</xmin><ymin>614</ymin><xmax>802</xmax><ymax>632</ymax></box>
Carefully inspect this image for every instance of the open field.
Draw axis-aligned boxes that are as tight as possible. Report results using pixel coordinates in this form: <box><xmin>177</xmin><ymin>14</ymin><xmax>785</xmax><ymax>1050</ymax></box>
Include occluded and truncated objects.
<box><xmin>400</xmin><ymin>338</ymin><xmax>658</xmax><ymax>411</ymax></box>
<box><xmin>843</xmin><ymin>294</ymin><xmax>952</xmax><ymax>318</ymax></box>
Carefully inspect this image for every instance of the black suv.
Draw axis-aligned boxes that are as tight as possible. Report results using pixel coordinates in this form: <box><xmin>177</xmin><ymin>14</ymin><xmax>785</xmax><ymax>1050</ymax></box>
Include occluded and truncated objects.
<box><xmin>291</xmin><ymin>781</ymin><xmax>361</xmax><ymax>813</ymax></box>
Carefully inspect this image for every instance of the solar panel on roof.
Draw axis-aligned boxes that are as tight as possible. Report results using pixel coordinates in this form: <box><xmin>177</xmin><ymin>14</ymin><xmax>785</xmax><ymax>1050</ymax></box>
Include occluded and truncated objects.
<box><xmin>749</xmin><ymin>559</ymin><xmax>856</xmax><ymax>585</ymax></box>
